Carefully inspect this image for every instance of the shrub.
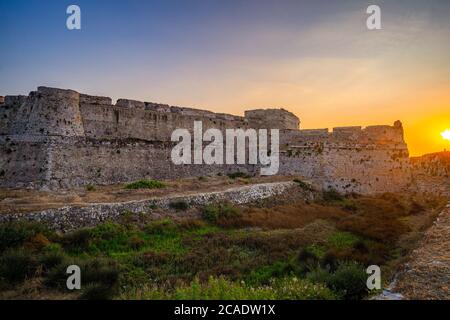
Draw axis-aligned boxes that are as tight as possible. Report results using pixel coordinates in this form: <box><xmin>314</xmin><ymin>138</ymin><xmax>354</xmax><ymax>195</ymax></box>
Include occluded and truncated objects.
<box><xmin>307</xmin><ymin>262</ymin><xmax>368</xmax><ymax>300</ymax></box>
<box><xmin>45</xmin><ymin>258</ymin><xmax>120</xmax><ymax>292</ymax></box>
<box><xmin>306</xmin><ymin>267</ymin><xmax>333</xmax><ymax>285</ymax></box>
<box><xmin>144</xmin><ymin>219</ymin><xmax>177</xmax><ymax>236</ymax></box>
<box><xmin>327</xmin><ymin>262</ymin><xmax>368</xmax><ymax>300</ymax></box>
<box><xmin>58</xmin><ymin>229</ymin><xmax>92</xmax><ymax>252</ymax></box>
<box><xmin>90</xmin><ymin>222</ymin><xmax>127</xmax><ymax>241</ymax></box>
<box><xmin>82</xmin><ymin>259</ymin><xmax>120</xmax><ymax>287</ymax></box>
<box><xmin>177</xmin><ymin>219</ymin><xmax>206</xmax><ymax>230</ymax></box>
<box><xmin>85</xmin><ymin>184</ymin><xmax>96</xmax><ymax>192</ymax></box>
<box><xmin>327</xmin><ymin>231</ymin><xmax>359</xmax><ymax>250</ymax></box>
<box><xmin>323</xmin><ymin>189</ymin><xmax>344</xmax><ymax>202</ymax></box>
<box><xmin>128</xmin><ymin>235</ymin><xmax>145</xmax><ymax>250</ymax></box>
<box><xmin>218</xmin><ymin>204</ymin><xmax>240</xmax><ymax>219</ymax></box>
<box><xmin>245</xmin><ymin>261</ymin><xmax>295</xmax><ymax>285</ymax></box>
<box><xmin>202</xmin><ymin>203</ymin><xmax>241</xmax><ymax>223</ymax></box>
<box><xmin>24</xmin><ymin>233</ymin><xmax>51</xmax><ymax>251</ymax></box>
<box><xmin>44</xmin><ymin>259</ymin><xmax>81</xmax><ymax>289</ymax></box>
<box><xmin>293</xmin><ymin>179</ymin><xmax>314</xmax><ymax>191</ymax></box>
<box><xmin>227</xmin><ymin>172</ymin><xmax>250</xmax><ymax>179</ymax></box>
<box><xmin>202</xmin><ymin>205</ymin><xmax>220</xmax><ymax>222</ymax></box>
<box><xmin>0</xmin><ymin>249</ymin><xmax>38</xmax><ymax>284</ymax></box>
<box><xmin>307</xmin><ymin>244</ymin><xmax>327</xmax><ymax>258</ymax></box>
<box><xmin>320</xmin><ymin>251</ymin><xmax>339</xmax><ymax>272</ymax></box>
<box><xmin>79</xmin><ymin>284</ymin><xmax>115</xmax><ymax>300</ymax></box>
<box><xmin>169</xmin><ymin>201</ymin><xmax>189</xmax><ymax>211</ymax></box>
<box><xmin>124</xmin><ymin>179</ymin><xmax>166</xmax><ymax>190</ymax></box>
<box><xmin>297</xmin><ymin>248</ymin><xmax>319</xmax><ymax>274</ymax></box>
<box><xmin>39</xmin><ymin>250</ymin><xmax>66</xmax><ymax>271</ymax></box>
<box><xmin>353</xmin><ymin>240</ymin><xmax>369</xmax><ymax>253</ymax></box>
<box><xmin>0</xmin><ymin>221</ymin><xmax>51</xmax><ymax>252</ymax></box>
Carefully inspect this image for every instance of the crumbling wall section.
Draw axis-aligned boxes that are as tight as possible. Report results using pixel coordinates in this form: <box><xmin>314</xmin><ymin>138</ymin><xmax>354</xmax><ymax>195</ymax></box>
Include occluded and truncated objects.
<box><xmin>279</xmin><ymin>122</ymin><xmax>412</xmax><ymax>193</ymax></box>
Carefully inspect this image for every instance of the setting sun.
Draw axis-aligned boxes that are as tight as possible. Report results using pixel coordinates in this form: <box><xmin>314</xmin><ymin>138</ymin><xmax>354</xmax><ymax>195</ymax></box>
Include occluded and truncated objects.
<box><xmin>441</xmin><ymin>129</ymin><xmax>450</xmax><ymax>141</ymax></box>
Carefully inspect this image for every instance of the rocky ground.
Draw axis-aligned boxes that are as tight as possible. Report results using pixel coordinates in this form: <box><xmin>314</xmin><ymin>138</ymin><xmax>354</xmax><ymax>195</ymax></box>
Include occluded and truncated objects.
<box><xmin>392</xmin><ymin>204</ymin><xmax>450</xmax><ymax>299</ymax></box>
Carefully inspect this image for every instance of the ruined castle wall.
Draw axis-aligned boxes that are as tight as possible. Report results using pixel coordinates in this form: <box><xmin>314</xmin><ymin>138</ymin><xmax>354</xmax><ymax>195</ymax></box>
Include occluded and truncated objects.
<box><xmin>79</xmin><ymin>102</ymin><xmax>248</xmax><ymax>142</ymax></box>
<box><xmin>0</xmin><ymin>136</ymin><xmax>50</xmax><ymax>189</ymax></box>
<box><xmin>279</xmin><ymin>145</ymin><xmax>411</xmax><ymax>193</ymax></box>
<box><xmin>0</xmin><ymin>105</ymin><xmax>18</xmax><ymax>135</ymax></box>
<box><xmin>44</xmin><ymin>137</ymin><xmax>258</xmax><ymax>189</ymax></box>
<box><xmin>0</xmin><ymin>87</ymin><xmax>413</xmax><ymax>193</ymax></box>
<box><xmin>245</xmin><ymin>109</ymin><xmax>300</xmax><ymax>130</ymax></box>
<box><xmin>278</xmin><ymin>124</ymin><xmax>412</xmax><ymax>193</ymax></box>
<box><xmin>321</xmin><ymin>146</ymin><xmax>411</xmax><ymax>193</ymax></box>
<box><xmin>8</xmin><ymin>87</ymin><xmax>84</xmax><ymax>137</ymax></box>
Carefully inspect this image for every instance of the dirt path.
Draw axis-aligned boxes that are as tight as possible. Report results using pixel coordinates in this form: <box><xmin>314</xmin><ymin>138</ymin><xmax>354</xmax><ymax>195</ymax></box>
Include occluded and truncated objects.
<box><xmin>392</xmin><ymin>204</ymin><xmax>450</xmax><ymax>299</ymax></box>
<box><xmin>0</xmin><ymin>175</ymin><xmax>296</xmax><ymax>215</ymax></box>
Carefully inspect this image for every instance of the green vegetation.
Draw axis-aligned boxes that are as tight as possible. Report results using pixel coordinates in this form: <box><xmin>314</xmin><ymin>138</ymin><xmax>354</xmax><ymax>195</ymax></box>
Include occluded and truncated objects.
<box><xmin>227</xmin><ymin>172</ymin><xmax>250</xmax><ymax>179</ymax></box>
<box><xmin>0</xmin><ymin>192</ymin><xmax>445</xmax><ymax>300</ymax></box>
<box><xmin>124</xmin><ymin>276</ymin><xmax>336</xmax><ymax>300</ymax></box>
<box><xmin>322</xmin><ymin>189</ymin><xmax>345</xmax><ymax>202</ymax></box>
<box><xmin>327</xmin><ymin>231</ymin><xmax>360</xmax><ymax>250</ymax></box>
<box><xmin>306</xmin><ymin>262</ymin><xmax>368</xmax><ymax>300</ymax></box>
<box><xmin>201</xmin><ymin>203</ymin><xmax>241</xmax><ymax>223</ymax></box>
<box><xmin>293</xmin><ymin>179</ymin><xmax>314</xmax><ymax>191</ymax></box>
<box><xmin>124</xmin><ymin>179</ymin><xmax>166</xmax><ymax>190</ymax></box>
<box><xmin>85</xmin><ymin>184</ymin><xmax>96</xmax><ymax>192</ymax></box>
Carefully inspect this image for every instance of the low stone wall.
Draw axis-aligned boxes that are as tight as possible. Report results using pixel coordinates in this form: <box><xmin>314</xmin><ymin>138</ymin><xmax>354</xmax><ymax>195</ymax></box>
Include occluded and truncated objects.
<box><xmin>0</xmin><ymin>181</ymin><xmax>297</xmax><ymax>232</ymax></box>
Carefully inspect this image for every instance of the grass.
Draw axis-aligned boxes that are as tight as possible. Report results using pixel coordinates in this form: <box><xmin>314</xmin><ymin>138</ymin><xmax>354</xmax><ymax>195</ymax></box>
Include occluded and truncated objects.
<box><xmin>202</xmin><ymin>203</ymin><xmax>241</xmax><ymax>223</ymax></box>
<box><xmin>216</xmin><ymin>202</ymin><xmax>347</xmax><ymax>229</ymax></box>
<box><xmin>123</xmin><ymin>276</ymin><xmax>336</xmax><ymax>300</ymax></box>
<box><xmin>0</xmin><ymin>192</ymin><xmax>445</xmax><ymax>300</ymax></box>
<box><xmin>124</xmin><ymin>180</ymin><xmax>166</xmax><ymax>190</ymax></box>
<box><xmin>327</xmin><ymin>231</ymin><xmax>360</xmax><ymax>250</ymax></box>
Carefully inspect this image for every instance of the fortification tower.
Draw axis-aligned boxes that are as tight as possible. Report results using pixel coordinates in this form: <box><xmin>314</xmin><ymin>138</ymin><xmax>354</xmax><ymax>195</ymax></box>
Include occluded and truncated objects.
<box><xmin>245</xmin><ymin>109</ymin><xmax>300</xmax><ymax>130</ymax></box>
<box><xmin>9</xmin><ymin>87</ymin><xmax>85</xmax><ymax>137</ymax></box>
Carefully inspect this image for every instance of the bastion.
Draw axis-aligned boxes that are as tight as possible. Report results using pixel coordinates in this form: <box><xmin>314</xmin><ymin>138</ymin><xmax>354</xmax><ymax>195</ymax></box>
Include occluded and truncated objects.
<box><xmin>0</xmin><ymin>86</ymin><xmax>412</xmax><ymax>193</ymax></box>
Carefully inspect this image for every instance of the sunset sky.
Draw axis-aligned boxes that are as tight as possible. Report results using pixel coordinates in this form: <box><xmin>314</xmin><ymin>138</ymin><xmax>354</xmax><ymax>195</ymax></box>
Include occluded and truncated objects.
<box><xmin>1</xmin><ymin>0</ymin><xmax>449</xmax><ymax>156</ymax></box>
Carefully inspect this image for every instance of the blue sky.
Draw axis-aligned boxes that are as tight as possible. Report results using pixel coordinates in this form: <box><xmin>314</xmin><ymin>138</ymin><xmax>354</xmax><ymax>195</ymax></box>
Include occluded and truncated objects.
<box><xmin>1</xmin><ymin>0</ymin><xmax>449</xmax><ymax>155</ymax></box>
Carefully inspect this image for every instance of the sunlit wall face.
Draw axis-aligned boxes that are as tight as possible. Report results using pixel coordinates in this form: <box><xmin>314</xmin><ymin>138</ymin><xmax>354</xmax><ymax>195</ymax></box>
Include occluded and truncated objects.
<box><xmin>0</xmin><ymin>0</ymin><xmax>449</xmax><ymax>156</ymax></box>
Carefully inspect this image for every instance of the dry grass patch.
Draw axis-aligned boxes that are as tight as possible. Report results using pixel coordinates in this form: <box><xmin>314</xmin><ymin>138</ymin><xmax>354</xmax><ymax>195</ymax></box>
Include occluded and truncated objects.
<box><xmin>218</xmin><ymin>202</ymin><xmax>348</xmax><ymax>230</ymax></box>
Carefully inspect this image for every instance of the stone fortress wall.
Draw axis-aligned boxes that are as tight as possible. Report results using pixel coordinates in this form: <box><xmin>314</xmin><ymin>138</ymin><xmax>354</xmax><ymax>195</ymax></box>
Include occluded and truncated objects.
<box><xmin>0</xmin><ymin>87</ymin><xmax>412</xmax><ymax>193</ymax></box>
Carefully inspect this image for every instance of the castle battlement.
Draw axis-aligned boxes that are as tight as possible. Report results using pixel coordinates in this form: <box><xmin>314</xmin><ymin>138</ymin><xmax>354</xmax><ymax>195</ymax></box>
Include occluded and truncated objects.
<box><xmin>0</xmin><ymin>86</ymin><xmax>412</xmax><ymax>193</ymax></box>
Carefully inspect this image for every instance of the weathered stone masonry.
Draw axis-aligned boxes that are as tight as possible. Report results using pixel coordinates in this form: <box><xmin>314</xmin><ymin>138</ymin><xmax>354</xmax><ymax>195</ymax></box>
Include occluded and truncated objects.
<box><xmin>0</xmin><ymin>86</ymin><xmax>412</xmax><ymax>193</ymax></box>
